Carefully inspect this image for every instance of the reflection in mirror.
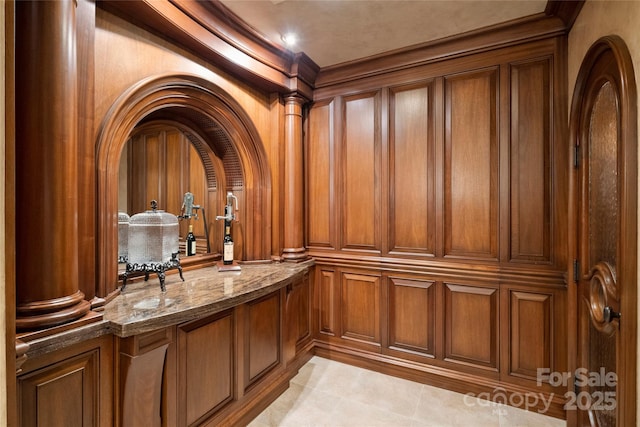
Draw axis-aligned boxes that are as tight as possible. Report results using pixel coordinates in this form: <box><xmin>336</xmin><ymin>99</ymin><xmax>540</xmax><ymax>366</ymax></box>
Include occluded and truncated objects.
<box><xmin>117</xmin><ymin>121</ymin><xmax>222</xmax><ymax>273</ymax></box>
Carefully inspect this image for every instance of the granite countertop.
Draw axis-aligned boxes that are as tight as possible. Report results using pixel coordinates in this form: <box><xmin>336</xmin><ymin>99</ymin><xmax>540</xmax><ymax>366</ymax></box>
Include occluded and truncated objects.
<box><xmin>19</xmin><ymin>261</ymin><xmax>314</xmax><ymax>359</ymax></box>
<box><xmin>104</xmin><ymin>260</ymin><xmax>314</xmax><ymax>337</ymax></box>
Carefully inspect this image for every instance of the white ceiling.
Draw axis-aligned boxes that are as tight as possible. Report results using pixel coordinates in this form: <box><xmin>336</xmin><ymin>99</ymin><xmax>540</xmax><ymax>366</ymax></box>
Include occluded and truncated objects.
<box><xmin>219</xmin><ymin>0</ymin><xmax>549</xmax><ymax>68</ymax></box>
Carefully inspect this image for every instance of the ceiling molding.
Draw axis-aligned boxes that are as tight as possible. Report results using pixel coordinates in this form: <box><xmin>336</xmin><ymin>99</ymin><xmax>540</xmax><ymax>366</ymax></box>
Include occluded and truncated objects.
<box><xmin>99</xmin><ymin>0</ymin><xmax>319</xmax><ymax>99</ymax></box>
<box><xmin>544</xmin><ymin>0</ymin><xmax>585</xmax><ymax>29</ymax></box>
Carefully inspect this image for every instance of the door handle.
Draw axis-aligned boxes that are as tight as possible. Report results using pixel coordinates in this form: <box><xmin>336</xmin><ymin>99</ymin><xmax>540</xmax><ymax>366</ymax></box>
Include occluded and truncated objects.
<box><xmin>603</xmin><ymin>306</ymin><xmax>621</xmax><ymax>323</ymax></box>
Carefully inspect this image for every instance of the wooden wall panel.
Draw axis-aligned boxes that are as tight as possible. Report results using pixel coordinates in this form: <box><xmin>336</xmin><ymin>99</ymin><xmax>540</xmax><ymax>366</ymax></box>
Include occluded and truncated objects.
<box><xmin>509</xmin><ymin>291</ymin><xmax>551</xmax><ymax>379</ymax></box>
<box><xmin>445</xmin><ymin>283</ymin><xmax>498</xmax><ymax>370</ymax></box>
<box><xmin>246</xmin><ymin>292</ymin><xmax>281</xmax><ymax>387</ymax></box>
<box><xmin>178</xmin><ymin>311</ymin><xmax>234</xmax><ymax>426</ymax></box>
<box><xmin>389</xmin><ymin>82</ymin><xmax>435</xmax><ymax>255</ymax></box>
<box><xmin>126</xmin><ymin>125</ymin><xmax>215</xmax><ymax>254</ymax></box>
<box><xmin>319</xmin><ymin>269</ymin><xmax>337</xmax><ymax>336</ymax></box>
<box><xmin>341</xmin><ymin>272</ymin><xmax>380</xmax><ymax>344</ymax></box>
<box><xmin>388</xmin><ymin>277</ymin><xmax>435</xmax><ymax>357</ymax></box>
<box><xmin>307</xmin><ymin>100</ymin><xmax>334</xmax><ymax>249</ymax></box>
<box><xmin>342</xmin><ymin>92</ymin><xmax>381</xmax><ymax>251</ymax></box>
<box><xmin>166</xmin><ymin>130</ymin><xmax>188</xmax><ymax>217</ymax></box>
<box><xmin>510</xmin><ymin>59</ymin><xmax>551</xmax><ymax>262</ymax></box>
<box><xmin>444</xmin><ymin>69</ymin><xmax>498</xmax><ymax>259</ymax></box>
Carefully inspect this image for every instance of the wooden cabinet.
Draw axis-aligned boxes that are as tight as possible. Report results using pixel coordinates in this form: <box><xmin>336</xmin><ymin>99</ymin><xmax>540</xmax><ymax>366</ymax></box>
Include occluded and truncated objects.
<box><xmin>125</xmin><ymin>284</ymin><xmax>304</xmax><ymax>427</ymax></box>
<box><xmin>177</xmin><ymin>311</ymin><xmax>234</xmax><ymax>426</ymax></box>
<box><xmin>17</xmin><ymin>336</ymin><xmax>114</xmax><ymax>427</ymax></box>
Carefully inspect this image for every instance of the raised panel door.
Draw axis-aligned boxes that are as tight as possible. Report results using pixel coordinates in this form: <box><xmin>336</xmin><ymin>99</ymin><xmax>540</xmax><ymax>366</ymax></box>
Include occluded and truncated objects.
<box><xmin>246</xmin><ymin>291</ymin><xmax>281</xmax><ymax>388</ymax></box>
<box><xmin>177</xmin><ymin>311</ymin><xmax>234</xmax><ymax>426</ymax></box>
<box><xmin>19</xmin><ymin>351</ymin><xmax>97</xmax><ymax>427</ymax></box>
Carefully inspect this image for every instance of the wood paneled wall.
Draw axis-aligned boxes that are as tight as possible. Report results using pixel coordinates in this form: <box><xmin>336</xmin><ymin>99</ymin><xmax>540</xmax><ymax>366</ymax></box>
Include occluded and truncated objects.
<box><xmin>125</xmin><ymin>124</ymin><xmax>221</xmax><ymax>255</ymax></box>
<box><xmin>307</xmin><ymin>37</ymin><xmax>568</xmax><ymax>415</ymax></box>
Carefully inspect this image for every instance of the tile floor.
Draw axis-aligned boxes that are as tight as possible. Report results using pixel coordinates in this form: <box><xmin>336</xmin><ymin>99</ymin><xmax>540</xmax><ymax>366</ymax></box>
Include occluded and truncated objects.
<box><xmin>248</xmin><ymin>356</ymin><xmax>566</xmax><ymax>427</ymax></box>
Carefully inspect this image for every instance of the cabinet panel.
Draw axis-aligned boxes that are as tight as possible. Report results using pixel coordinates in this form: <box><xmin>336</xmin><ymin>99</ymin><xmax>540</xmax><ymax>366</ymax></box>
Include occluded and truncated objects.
<box><xmin>445</xmin><ymin>283</ymin><xmax>498</xmax><ymax>370</ymax></box>
<box><xmin>389</xmin><ymin>82</ymin><xmax>435</xmax><ymax>255</ymax></box>
<box><xmin>510</xmin><ymin>59</ymin><xmax>551</xmax><ymax>262</ymax></box>
<box><xmin>319</xmin><ymin>268</ymin><xmax>337</xmax><ymax>336</ymax></box>
<box><xmin>342</xmin><ymin>92</ymin><xmax>381</xmax><ymax>251</ymax></box>
<box><xmin>178</xmin><ymin>311</ymin><xmax>234</xmax><ymax>426</ymax></box>
<box><xmin>444</xmin><ymin>69</ymin><xmax>498</xmax><ymax>259</ymax></box>
<box><xmin>341</xmin><ymin>272</ymin><xmax>380</xmax><ymax>344</ymax></box>
<box><xmin>18</xmin><ymin>336</ymin><xmax>113</xmax><ymax>427</ymax></box>
<box><xmin>509</xmin><ymin>291</ymin><xmax>551</xmax><ymax>379</ymax></box>
<box><xmin>285</xmin><ymin>273</ymin><xmax>312</xmax><ymax>364</ymax></box>
<box><xmin>19</xmin><ymin>352</ymin><xmax>97</xmax><ymax>427</ymax></box>
<box><xmin>246</xmin><ymin>291</ymin><xmax>281</xmax><ymax>387</ymax></box>
<box><xmin>388</xmin><ymin>277</ymin><xmax>435</xmax><ymax>357</ymax></box>
<box><xmin>307</xmin><ymin>100</ymin><xmax>334</xmax><ymax>249</ymax></box>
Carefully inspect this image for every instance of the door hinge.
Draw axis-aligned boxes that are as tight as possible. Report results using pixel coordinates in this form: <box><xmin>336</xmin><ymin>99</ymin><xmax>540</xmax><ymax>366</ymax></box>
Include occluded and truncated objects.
<box><xmin>573</xmin><ymin>375</ymin><xmax>579</xmax><ymax>395</ymax></box>
<box><xmin>574</xmin><ymin>144</ymin><xmax>580</xmax><ymax>168</ymax></box>
<box><xmin>573</xmin><ymin>259</ymin><xmax>580</xmax><ymax>282</ymax></box>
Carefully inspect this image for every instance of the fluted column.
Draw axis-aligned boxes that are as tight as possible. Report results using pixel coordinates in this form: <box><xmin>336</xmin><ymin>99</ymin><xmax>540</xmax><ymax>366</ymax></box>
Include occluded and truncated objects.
<box><xmin>282</xmin><ymin>95</ymin><xmax>308</xmax><ymax>261</ymax></box>
<box><xmin>15</xmin><ymin>0</ymin><xmax>90</xmax><ymax>330</ymax></box>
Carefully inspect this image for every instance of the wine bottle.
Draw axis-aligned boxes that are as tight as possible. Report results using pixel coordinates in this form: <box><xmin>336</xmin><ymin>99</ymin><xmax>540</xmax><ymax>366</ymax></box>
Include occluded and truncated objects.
<box><xmin>223</xmin><ymin>223</ymin><xmax>234</xmax><ymax>264</ymax></box>
<box><xmin>186</xmin><ymin>224</ymin><xmax>196</xmax><ymax>256</ymax></box>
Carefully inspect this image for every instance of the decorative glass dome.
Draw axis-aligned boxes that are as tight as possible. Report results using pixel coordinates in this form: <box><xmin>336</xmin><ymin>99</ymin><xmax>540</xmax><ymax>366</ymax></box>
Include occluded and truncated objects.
<box><xmin>118</xmin><ymin>211</ymin><xmax>130</xmax><ymax>263</ymax></box>
<box><xmin>122</xmin><ymin>200</ymin><xmax>183</xmax><ymax>292</ymax></box>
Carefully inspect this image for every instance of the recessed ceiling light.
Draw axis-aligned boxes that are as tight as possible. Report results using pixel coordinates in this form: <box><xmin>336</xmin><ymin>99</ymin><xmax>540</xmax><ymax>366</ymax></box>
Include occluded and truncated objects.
<box><xmin>281</xmin><ymin>33</ymin><xmax>298</xmax><ymax>48</ymax></box>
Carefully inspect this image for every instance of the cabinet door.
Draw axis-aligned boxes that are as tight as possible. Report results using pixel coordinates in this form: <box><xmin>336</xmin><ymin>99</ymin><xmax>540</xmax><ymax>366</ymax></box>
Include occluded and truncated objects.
<box><xmin>18</xmin><ymin>336</ymin><xmax>113</xmax><ymax>427</ymax></box>
<box><xmin>177</xmin><ymin>310</ymin><xmax>235</xmax><ymax>426</ymax></box>
<box><xmin>245</xmin><ymin>290</ymin><xmax>282</xmax><ymax>390</ymax></box>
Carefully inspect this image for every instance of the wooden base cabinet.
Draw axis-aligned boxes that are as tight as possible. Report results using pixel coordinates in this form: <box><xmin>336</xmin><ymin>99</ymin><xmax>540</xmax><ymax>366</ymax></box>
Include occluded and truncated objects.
<box><xmin>113</xmin><ymin>281</ymin><xmax>311</xmax><ymax>427</ymax></box>
<box><xmin>17</xmin><ymin>336</ymin><xmax>114</xmax><ymax>427</ymax></box>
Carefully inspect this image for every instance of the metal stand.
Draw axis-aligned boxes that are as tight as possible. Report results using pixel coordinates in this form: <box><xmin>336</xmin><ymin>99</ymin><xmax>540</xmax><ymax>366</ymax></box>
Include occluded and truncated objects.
<box><xmin>121</xmin><ymin>252</ymin><xmax>184</xmax><ymax>292</ymax></box>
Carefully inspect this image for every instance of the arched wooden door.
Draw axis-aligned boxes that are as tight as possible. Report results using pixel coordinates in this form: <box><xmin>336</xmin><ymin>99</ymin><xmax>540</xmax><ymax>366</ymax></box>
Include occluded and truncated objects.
<box><xmin>569</xmin><ymin>36</ymin><xmax>637</xmax><ymax>427</ymax></box>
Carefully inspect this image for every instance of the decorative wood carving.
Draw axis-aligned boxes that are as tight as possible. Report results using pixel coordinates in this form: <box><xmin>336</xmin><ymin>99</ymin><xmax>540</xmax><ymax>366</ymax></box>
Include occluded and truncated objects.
<box><xmin>96</xmin><ymin>74</ymin><xmax>272</xmax><ymax>296</ymax></box>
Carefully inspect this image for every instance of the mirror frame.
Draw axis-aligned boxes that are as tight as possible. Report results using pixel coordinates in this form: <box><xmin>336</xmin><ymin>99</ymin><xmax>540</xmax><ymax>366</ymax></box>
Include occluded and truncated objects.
<box><xmin>96</xmin><ymin>73</ymin><xmax>272</xmax><ymax>297</ymax></box>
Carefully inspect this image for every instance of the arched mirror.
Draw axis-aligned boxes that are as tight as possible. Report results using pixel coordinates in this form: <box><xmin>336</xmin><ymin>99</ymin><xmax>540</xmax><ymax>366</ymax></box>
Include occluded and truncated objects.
<box><xmin>97</xmin><ymin>74</ymin><xmax>272</xmax><ymax>297</ymax></box>
<box><xmin>116</xmin><ymin>108</ymin><xmax>247</xmax><ymax>277</ymax></box>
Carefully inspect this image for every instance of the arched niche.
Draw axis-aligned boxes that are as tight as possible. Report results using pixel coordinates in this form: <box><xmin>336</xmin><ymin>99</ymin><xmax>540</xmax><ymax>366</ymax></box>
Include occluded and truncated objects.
<box><xmin>96</xmin><ymin>74</ymin><xmax>272</xmax><ymax>297</ymax></box>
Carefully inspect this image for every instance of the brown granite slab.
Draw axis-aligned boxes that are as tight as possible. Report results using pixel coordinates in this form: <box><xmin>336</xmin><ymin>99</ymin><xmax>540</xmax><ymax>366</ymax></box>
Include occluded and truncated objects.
<box><xmin>104</xmin><ymin>260</ymin><xmax>314</xmax><ymax>337</ymax></box>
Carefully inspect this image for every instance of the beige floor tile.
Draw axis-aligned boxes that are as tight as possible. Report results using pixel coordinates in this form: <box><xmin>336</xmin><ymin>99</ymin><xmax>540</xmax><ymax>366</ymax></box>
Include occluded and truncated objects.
<box><xmin>251</xmin><ymin>357</ymin><xmax>566</xmax><ymax>427</ymax></box>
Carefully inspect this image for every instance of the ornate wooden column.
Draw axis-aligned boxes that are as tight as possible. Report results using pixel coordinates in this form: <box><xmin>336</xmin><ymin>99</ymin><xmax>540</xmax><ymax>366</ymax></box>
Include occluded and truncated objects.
<box><xmin>15</xmin><ymin>0</ymin><xmax>90</xmax><ymax>330</ymax></box>
<box><xmin>282</xmin><ymin>95</ymin><xmax>308</xmax><ymax>261</ymax></box>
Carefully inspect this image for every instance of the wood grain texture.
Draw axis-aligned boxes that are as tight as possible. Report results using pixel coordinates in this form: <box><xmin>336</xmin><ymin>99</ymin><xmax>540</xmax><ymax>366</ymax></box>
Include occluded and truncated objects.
<box><xmin>342</xmin><ymin>92</ymin><xmax>381</xmax><ymax>251</ymax></box>
<box><xmin>509</xmin><ymin>291</ymin><xmax>551</xmax><ymax>379</ymax></box>
<box><xmin>445</xmin><ymin>283</ymin><xmax>498</xmax><ymax>370</ymax></box>
<box><xmin>388</xmin><ymin>277</ymin><xmax>435</xmax><ymax>357</ymax></box>
<box><xmin>306</xmin><ymin>100</ymin><xmax>335</xmax><ymax>249</ymax></box>
<box><xmin>178</xmin><ymin>311</ymin><xmax>234</xmax><ymax>425</ymax></box>
<box><xmin>510</xmin><ymin>59</ymin><xmax>551</xmax><ymax>263</ymax></box>
<box><xmin>341</xmin><ymin>272</ymin><xmax>380</xmax><ymax>345</ymax></box>
<box><xmin>444</xmin><ymin>69</ymin><xmax>498</xmax><ymax>260</ymax></box>
<box><xmin>389</xmin><ymin>82</ymin><xmax>435</xmax><ymax>255</ymax></box>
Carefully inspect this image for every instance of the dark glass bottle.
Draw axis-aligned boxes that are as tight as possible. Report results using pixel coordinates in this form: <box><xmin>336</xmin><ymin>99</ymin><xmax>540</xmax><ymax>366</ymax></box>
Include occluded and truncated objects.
<box><xmin>223</xmin><ymin>223</ymin><xmax>234</xmax><ymax>264</ymax></box>
<box><xmin>186</xmin><ymin>224</ymin><xmax>196</xmax><ymax>256</ymax></box>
